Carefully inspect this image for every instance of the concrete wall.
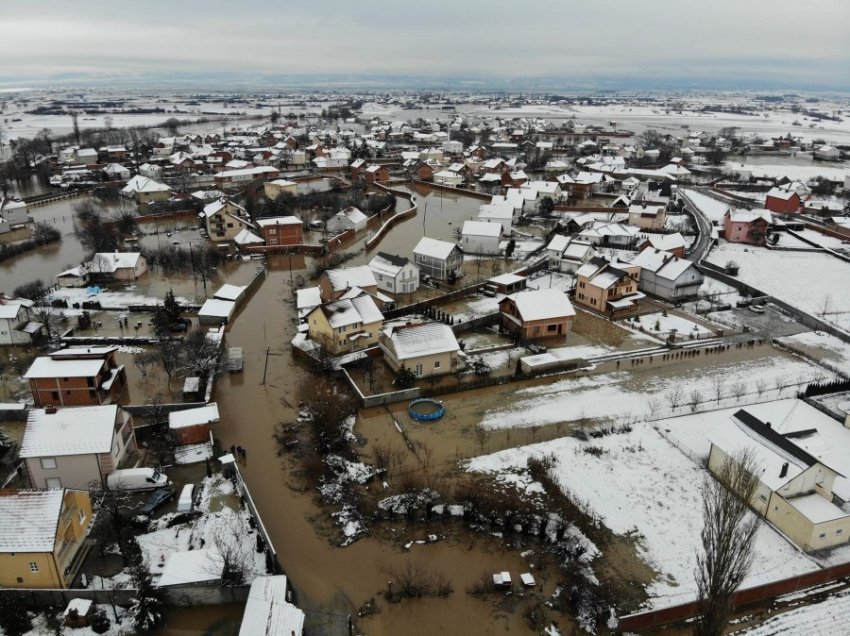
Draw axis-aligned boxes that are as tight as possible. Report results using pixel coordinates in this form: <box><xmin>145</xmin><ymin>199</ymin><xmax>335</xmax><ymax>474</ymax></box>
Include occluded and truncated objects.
<box><xmin>26</xmin><ymin>453</ymin><xmax>102</xmax><ymax>490</ymax></box>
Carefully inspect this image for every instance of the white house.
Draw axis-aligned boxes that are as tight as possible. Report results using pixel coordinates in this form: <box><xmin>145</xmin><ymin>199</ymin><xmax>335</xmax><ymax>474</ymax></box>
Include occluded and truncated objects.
<box><xmin>629</xmin><ymin>249</ymin><xmax>704</xmax><ymax>300</ymax></box>
<box><xmin>461</xmin><ymin>220</ymin><xmax>502</xmax><ymax>255</ymax></box>
<box><xmin>0</xmin><ymin>196</ymin><xmax>31</xmax><ymax>233</ymax></box>
<box><xmin>546</xmin><ymin>236</ymin><xmax>597</xmax><ymax>273</ymax></box>
<box><xmin>0</xmin><ymin>296</ymin><xmax>42</xmax><ymax>345</ymax></box>
<box><xmin>326</xmin><ymin>206</ymin><xmax>369</xmax><ymax>233</ymax></box>
<box><xmin>86</xmin><ymin>252</ymin><xmax>148</xmax><ymax>282</ymax></box>
<box><xmin>815</xmin><ymin>145</ymin><xmax>840</xmax><ymax>161</ymax></box>
<box><xmin>477</xmin><ymin>202</ymin><xmax>514</xmax><ymax>234</ymax></box>
<box><xmin>103</xmin><ymin>163</ymin><xmax>131</xmax><ymax>181</ymax></box>
<box><xmin>433</xmin><ymin>170</ymin><xmax>463</xmax><ymax>187</ymax></box>
<box><xmin>413</xmin><ymin>237</ymin><xmax>462</xmax><ymax>280</ymax></box>
<box><xmin>121</xmin><ymin>175</ymin><xmax>171</xmax><ymax>205</ymax></box>
<box><xmin>368</xmin><ymin>253</ymin><xmax>419</xmax><ymax>295</ymax></box>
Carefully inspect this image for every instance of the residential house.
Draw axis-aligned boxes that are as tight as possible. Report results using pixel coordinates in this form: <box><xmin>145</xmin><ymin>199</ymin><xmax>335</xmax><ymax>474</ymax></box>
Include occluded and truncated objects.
<box><xmin>433</xmin><ymin>170</ymin><xmax>463</xmax><ymax>187</ymax></box>
<box><xmin>379</xmin><ymin>322</ymin><xmax>460</xmax><ymax>378</ymax></box>
<box><xmin>256</xmin><ymin>216</ymin><xmax>303</xmax><ymax>245</ymax></box>
<box><xmin>20</xmin><ymin>405</ymin><xmax>136</xmax><ymax>490</ymax></box>
<box><xmin>362</xmin><ymin>164</ymin><xmax>390</xmax><ymax>183</ymax></box>
<box><xmin>707</xmin><ymin>409</ymin><xmax>850</xmax><ymax>552</ymax></box>
<box><xmin>723</xmin><ymin>209</ymin><xmax>771</xmax><ymax>245</ymax></box>
<box><xmin>319</xmin><ymin>265</ymin><xmax>379</xmax><ymax>302</ymax></box>
<box><xmin>0</xmin><ymin>489</ymin><xmax>93</xmax><ymax>589</ymax></box>
<box><xmin>327</xmin><ymin>206</ymin><xmax>369</xmax><ymax>233</ymax></box>
<box><xmin>501</xmin><ymin>170</ymin><xmax>528</xmax><ymax>188</ymax></box>
<box><xmin>499</xmin><ymin>289</ymin><xmax>575</xmax><ymax>340</ymax></box>
<box><xmin>102</xmin><ymin>163</ymin><xmax>131</xmax><ymax>181</ymax></box>
<box><xmin>368</xmin><ymin>253</ymin><xmax>420</xmax><ymax>295</ymax></box>
<box><xmin>198</xmin><ymin>298</ymin><xmax>236</xmax><ymax>326</ymax></box>
<box><xmin>0</xmin><ymin>196</ymin><xmax>31</xmax><ymax>233</ymax></box>
<box><xmin>629</xmin><ymin>249</ymin><xmax>704</xmax><ymax>301</ymax></box>
<box><xmin>201</xmin><ymin>198</ymin><xmax>256</xmax><ymax>244</ymax></box>
<box><xmin>120</xmin><ymin>176</ymin><xmax>171</xmax><ymax>205</ymax></box>
<box><xmin>638</xmin><ymin>232</ymin><xmax>687</xmax><ymax>258</ymax></box>
<box><xmin>263</xmin><ymin>179</ymin><xmax>298</xmax><ymax>199</ymax></box>
<box><xmin>766</xmin><ymin>188</ymin><xmax>801</xmax><ymax>214</ymax></box>
<box><xmin>628</xmin><ymin>203</ymin><xmax>667</xmax><ymax>230</ymax></box>
<box><xmin>169</xmin><ymin>403</ymin><xmax>219</xmax><ymax>446</ymax></box>
<box><xmin>214</xmin><ymin>166</ymin><xmax>279</xmax><ymax>187</ymax></box>
<box><xmin>575</xmin><ymin>257</ymin><xmax>643</xmax><ymax>318</ymax></box>
<box><xmin>546</xmin><ymin>236</ymin><xmax>597</xmax><ymax>273</ymax></box>
<box><xmin>306</xmin><ymin>289</ymin><xmax>384</xmax><ymax>355</ymax></box>
<box><xmin>815</xmin><ymin>145</ymin><xmax>840</xmax><ymax>161</ymax></box>
<box><xmin>578</xmin><ymin>221</ymin><xmax>641</xmax><ymax>248</ymax></box>
<box><xmin>0</xmin><ymin>295</ymin><xmax>42</xmax><ymax>345</ymax></box>
<box><xmin>477</xmin><ymin>202</ymin><xmax>514</xmax><ymax>234</ymax></box>
<box><xmin>75</xmin><ymin>148</ymin><xmax>98</xmax><ymax>165</ymax></box>
<box><xmin>461</xmin><ymin>221</ymin><xmax>502</xmax><ymax>255</ymax></box>
<box><xmin>85</xmin><ymin>252</ymin><xmax>147</xmax><ymax>282</ymax></box>
<box><xmin>413</xmin><ymin>237</ymin><xmax>462</xmax><ymax>280</ymax></box>
<box><xmin>24</xmin><ymin>347</ymin><xmax>127</xmax><ymax>407</ymax></box>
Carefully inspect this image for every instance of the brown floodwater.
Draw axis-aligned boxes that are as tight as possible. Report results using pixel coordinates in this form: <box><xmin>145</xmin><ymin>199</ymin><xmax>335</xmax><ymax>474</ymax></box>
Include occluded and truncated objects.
<box><xmin>210</xmin><ymin>266</ymin><xmax>573</xmax><ymax>635</ymax></box>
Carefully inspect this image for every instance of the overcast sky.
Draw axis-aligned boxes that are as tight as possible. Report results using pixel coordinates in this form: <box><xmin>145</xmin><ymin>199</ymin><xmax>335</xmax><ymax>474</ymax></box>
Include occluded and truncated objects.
<box><xmin>2</xmin><ymin>0</ymin><xmax>849</xmax><ymax>89</ymax></box>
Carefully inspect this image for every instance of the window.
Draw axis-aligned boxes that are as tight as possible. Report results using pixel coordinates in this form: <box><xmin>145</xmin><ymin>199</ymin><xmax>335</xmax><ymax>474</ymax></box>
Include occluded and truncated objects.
<box><xmin>819</xmin><ymin>533</ymin><xmax>827</xmax><ymax>539</ymax></box>
<box><xmin>78</xmin><ymin>509</ymin><xmax>87</xmax><ymax>525</ymax></box>
<box><xmin>837</xmin><ymin>529</ymin><xmax>844</xmax><ymax>535</ymax></box>
<box><xmin>758</xmin><ymin>494</ymin><xmax>767</xmax><ymax>503</ymax></box>
<box><xmin>547</xmin><ymin>324</ymin><xmax>558</xmax><ymax>332</ymax></box>
<box><xmin>46</xmin><ymin>478</ymin><xmax>62</xmax><ymax>489</ymax></box>
<box><xmin>41</xmin><ymin>457</ymin><xmax>57</xmax><ymax>470</ymax></box>
<box><xmin>29</xmin><ymin>562</ymin><xmax>39</xmax><ymax>573</ymax></box>
<box><xmin>51</xmin><ymin>392</ymin><xmax>59</xmax><ymax>400</ymax></box>
<box><xmin>434</xmin><ymin>360</ymin><xmax>441</xmax><ymax>369</ymax></box>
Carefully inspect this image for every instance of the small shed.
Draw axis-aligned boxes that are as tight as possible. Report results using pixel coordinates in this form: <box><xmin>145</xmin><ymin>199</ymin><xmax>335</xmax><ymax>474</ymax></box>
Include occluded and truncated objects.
<box><xmin>182</xmin><ymin>376</ymin><xmax>201</xmax><ymax>402</ymax></box>
<box><xmin>63</xmin><ymin>598</ymin><xmax>93</xmax><ymax>627</ymax></box>
<box><xmin>213</xmin><ymin>284</ymin><xmax>248</xmax><ymax>304</ymax></box>
<box><xmin>168</xmin><ymin>403</ymin><xmax>220</xmax><ymax>445</ymax></box>
<box><xmin>488</xmin><ymin>273</ymin><xmax>527</xmax><ymax>295</ymax></box>
<box><xmin>198</xmin><ymin>298</ymin><xmax>236</xmax><ymax>326</ymax></box>
<box><xmin>157</xmin><ymin>548</ymin><xmax>224</xmax><ymax>587</ymax></box>
<box><xmin>492</xmin><ymin>571</ymin><xmax>512</xmax><ymax>591</ymax></box>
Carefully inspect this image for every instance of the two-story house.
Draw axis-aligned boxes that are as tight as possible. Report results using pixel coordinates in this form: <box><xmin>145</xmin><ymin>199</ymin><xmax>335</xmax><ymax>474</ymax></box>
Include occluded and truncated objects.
<box><xmin>20</xmin><ymin>405</ymin><xmax>136</xmax><ymax>490</ymax></box>
<box><xmin>0</xmin><ymin>489</ymin><xmax>93</xmax><ymax>589</ymax></box>
<box><xmin>24</xmin><ymin>346</ymin><xmax>127</xmax><ymax>407</ymax></box>
<box><xmin>306</xmin><ymin>289</ymin><xmax>385</xmax><ymax>355</ymax></box>
<box><xmin>201</xmin><ymin>198</ymin><xmax>256</xmax><ymax>244</ymax></box>
<box><xmin>629</xmin><ymin>248</ymin><xmax>704</xmax><ymax>301</ymax></box>
<box><xmin>413</xmin><ymin>237</ymin><xmax>462</xmax><ymax>281</ymax></box>
<box><xmin>628</xmin><ymin>203</ymin><xmax>667</xmax><ymax>230</ymax></box>
<box><xmin>575</xmin><ymin>257</ymin><xmax>643</xmax><ymax>319</ymax></box>
<box><xmin>723</xmin><ymin>210</ymin><xmax>771</xmax><ymax>245</ymax></box>
<box><xmin>255</xmin><ymin>216</ymin><xmax>303</xmax><ymax>246</ymax></box>
<box><xmin>0</xmin><ymin>295</ymin><xmax>43</xmax><ymax>345</ymax></box>
<box><xmin>368</xmin><ymin>253</ymin><xmax>420</xmax><ymax>295</ymax></box>
<box><xmin>319</xmin><ymin>265</ymin><xmax>380</xmax><ymax>303</ymax></box>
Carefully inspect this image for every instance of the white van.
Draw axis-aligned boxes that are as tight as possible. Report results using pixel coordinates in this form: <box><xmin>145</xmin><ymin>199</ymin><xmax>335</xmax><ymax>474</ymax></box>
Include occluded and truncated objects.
<box><xmin>106</xmin><ymin>468</ymin><xmax>169</xmax><ymax>491</ymax></box>
<box><xmin>177</xmin><ymin>484</ymin><xmax>195</xmax><ymax>513</ymax></box>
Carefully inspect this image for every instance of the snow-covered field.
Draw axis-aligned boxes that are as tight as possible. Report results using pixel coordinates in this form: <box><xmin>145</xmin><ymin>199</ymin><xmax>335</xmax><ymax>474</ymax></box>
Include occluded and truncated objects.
<box><xmin>734</xmin><ymin>588</ymin><xmax>850</xmax><ymax>635</ymax></box>
<box><xmin>46</xmin><ymin>287</ymin><xmax>191</xmax><ymax>310</ymax></box>
<box><xmin>478</xmin><ymin>355</ymin><xmax>823</xmax><ymax>430</ymax></box>
<box><xmin>726</xmin><ymin>161</ymin><xmax>850</xmax><ymax>182</ymax></box>
<box><xmin>468</xmin><ymin>425</ymin><xmax>819</xmax><ymax>608</ymax></box>
<box><xmin>707</xmin><ymin>243</ymin><xmax>850</xmax><ymax>331</ymax></box>
<box><xmin>776</xmin><ymin>330</ymin><xmax>850</xmax><ymax>375</ymax></box>
<box><xmin>680</xmin><ymin>188</ymin><xmax>733</xmax><ymax>223</ymax></box>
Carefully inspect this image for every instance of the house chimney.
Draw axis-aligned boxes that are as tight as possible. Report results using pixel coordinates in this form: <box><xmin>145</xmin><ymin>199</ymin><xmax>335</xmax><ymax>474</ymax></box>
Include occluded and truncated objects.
<box><xmin>779</xmin><ymin>462</ymin><xmax>788</xmax><ymax>479</ymax></box>
<box><xmin>45</xmin><ymin>406</ymin><xmax>57</xmax><ymax>415</ymax></box>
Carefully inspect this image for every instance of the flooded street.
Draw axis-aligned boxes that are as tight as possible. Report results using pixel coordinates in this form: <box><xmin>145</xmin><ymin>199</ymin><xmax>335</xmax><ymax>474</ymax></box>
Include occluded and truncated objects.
<box><xmin>211</xmin><ymin>264</ymin><xmax>571</xmax><ymax>635</ymax></box>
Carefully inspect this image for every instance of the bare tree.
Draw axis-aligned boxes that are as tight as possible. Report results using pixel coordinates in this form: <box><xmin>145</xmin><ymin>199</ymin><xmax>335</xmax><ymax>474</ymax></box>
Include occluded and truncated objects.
<box><xmin>754</xmin><ymin>379</ymin><xmax>767</xmax><ymax>399</ymax></box>
<box><xmin>665</xmin><ymin>384</ymin><xmax>684</xmax><ymax>411</ymax></box>
<box><xmin>689</xmin><ymin>389</ymin><xmax>704</xmax><ymax>413</ymax></box>
<box><xmin>729</xmin><ymin>381</ymin><xmax>747</xmax><ymax>403</ymax></box>
<box><xmin>819</xmin><ymin>294</ymin><xmax>833</xmax><ymax>318</ymax></box>
<box><xmin>646</xmin><ymin>397</ymin><xmax>661</xmax><ymax>420</ymax></box>
<box><xmin>695</xmin><ymin>450</ymin><xmax>760</xmax><ymax>636</ymax></box>
<box><xmin>710</xmin><ymin>376</ymin><xmax>726</xmax><ymax>404</ymax></box>
<box><xmin>133</xmin><ymin>350</ymin><xmax>159</xmax><ymax>378</ymax></box>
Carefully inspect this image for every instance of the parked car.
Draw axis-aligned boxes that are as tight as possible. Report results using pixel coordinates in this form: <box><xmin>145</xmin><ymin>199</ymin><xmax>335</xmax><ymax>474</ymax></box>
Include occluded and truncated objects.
<box><xmin>177</xmin><ymin>484</ymin><xmax>195</xmax><ymax>513</ymax></box>
<box><xmin>136</xmin><ymin>486</ymin><xmax>176</xmax><ymax>518</ymax></box>
<box><xmin>107</xmin><ymin>467</ymin><xmax>170</xmax><ymax>491</ymax></box>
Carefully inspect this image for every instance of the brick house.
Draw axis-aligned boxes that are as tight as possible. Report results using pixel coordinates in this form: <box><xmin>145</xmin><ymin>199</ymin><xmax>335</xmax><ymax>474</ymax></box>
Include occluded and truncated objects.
<box><xmin>256</xmin><ymin>216</ymin><xmax>303</xmax><ymax>245</ymax></box>
<box><xmin>24</xmin><ymin>347</ymin><xmax>127</xmax><ymax>407</ymax></box>
<box><xmin>168</xmin><ymin>403</ymin><xmax>220</xmax><ymax>446</ymax></box>
<box><xmin>765</xmin><ymin>188</ymin><xmax>801</xmax><ymax>214</ymax></box>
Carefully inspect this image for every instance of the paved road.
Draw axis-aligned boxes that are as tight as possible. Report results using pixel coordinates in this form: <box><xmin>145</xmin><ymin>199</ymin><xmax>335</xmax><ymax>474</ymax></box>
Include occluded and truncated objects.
<box><xmin>679</xmin><ymin>188</ymin><xmax>714</xmax><ymax>262</ymax></box>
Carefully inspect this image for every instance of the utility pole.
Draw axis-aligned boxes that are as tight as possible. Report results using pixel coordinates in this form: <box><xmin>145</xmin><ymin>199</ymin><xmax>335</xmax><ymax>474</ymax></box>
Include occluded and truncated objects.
<box><xmin>261</xmin><ymin>345</ymin><xmax>270</xmax><ymax>385</ymax></box>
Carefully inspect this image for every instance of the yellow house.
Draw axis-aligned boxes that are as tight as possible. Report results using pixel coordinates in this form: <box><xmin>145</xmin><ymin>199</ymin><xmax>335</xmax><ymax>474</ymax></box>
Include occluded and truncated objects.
<box><xmin>263</xmin><ymin>179</ymin><xmax>299</xmax><ymax>200</ymax></box>
<box><xmin>708</xmin><ymin>409</ymin><xmax>850</xmax><ymax>553</ymax></box>
<box><xmin>379</xmin><ymin>321</ymin><xmax>460</xmax><ymax>378</ymax></box>
<box><xmin>0</xmin><ymin>489</ymin><xmax>93</xmax><ymax>588</ymax></box>
<box><xmin>306</xmin><ymin>289</ymin><xmax>384</xmax><ymax>355</ymax></box>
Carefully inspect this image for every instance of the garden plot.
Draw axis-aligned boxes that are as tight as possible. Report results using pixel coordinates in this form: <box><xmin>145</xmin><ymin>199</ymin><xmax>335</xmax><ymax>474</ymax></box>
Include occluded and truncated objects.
<box><xmin>525</xmin><ymin>270</ymin><xmax>575</xmax><ymax>293</ymax></box>
<box><xmin>734</xmin><ymin>588</ymin><xmax>850</xmax><ymax>635</ymax></box>
<box><xmin>777</xmin><ymin>331</ymin><xmax>850</xmax><ymax>375</ymax></box>
<box><xmin>792</xmin><ymin>229</ymin><xmax>849</xmax><ymax>250</ymax></box>
<box><xmin>467</xmin><ymin>425</ymin><xmax>818</xmax><ymax>609</ymax></box>
<box><xmin>478</xmin><ymin>354</ymin><xmax>824</xmax><ymax>431</ymax></box>
<box><xmin>631</xmin><ymin>312</ymin><xmax>713</xmax><ymax>338</ymax></box>
<box><xmin>707</xmin><ymin>243</ymin><xmax>850</xmax><ymax>332</ymax></box>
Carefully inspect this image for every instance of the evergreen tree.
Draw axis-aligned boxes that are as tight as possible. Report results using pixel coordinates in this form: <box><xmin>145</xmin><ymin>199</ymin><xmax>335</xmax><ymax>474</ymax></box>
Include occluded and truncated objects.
<box><xmin>128</xmin><ymin>565</ymin><xmax>166</xmax><ymax>632</ymax></box>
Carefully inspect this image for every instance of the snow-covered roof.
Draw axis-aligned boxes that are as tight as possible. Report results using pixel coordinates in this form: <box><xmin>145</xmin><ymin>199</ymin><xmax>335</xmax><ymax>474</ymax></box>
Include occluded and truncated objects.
<box><xmin>325</xmin><ymin>265</ymin><xmax>377</xmax><ymax>292</ymax></box>
<box><xmin>0</xmin><ymin>489</ymin><xmax>65</xmax><ymax>553</ymax></box>
<box><xmin>333</xmin><ymin>206</ymin><xmax>368</xmax><ymax>225</ymax></box>
<box><xmin>169</xmin><ymin>404</ymin><xmax>220</xmax><ymax>430</ymax></box>
<box><xmin>642</xmin><ymin>233</ymin><xmax>686</xmax><ymax>252</ymax></box>
<box><xmin>382</xmin><ymin>322</ymin><xmax>459</xmax><ymax>360</ymax></box>
<box><xmin>369</xmin><ymin>252</ymin><xmax>412</xmax><ymax>278</ymax></box>
<box><xmin>462</xmin><ymin>220</ymin><xmax>502</xmax><ymax>238</ymax></box>
<box><xmin>214</xmin><ymin>284</ymin><xmax>247</xmax><ymax>302</ymax></box>
<box><xmin>157</xmin><ymin>548</ymin><xmax>224</xmax><ymax>587</ymax></box>
<box><xmin>767</xmin><ymin>187</ymin><xmax>798</xmax><ymax>201</ymax></box>
<box><xmin>503</xmin><ymin>289</ymin><xmax>575</xmax><ymax>322</ymax></box>
<box><xmin>198</xmin><ymin>298</ymin><xmax>236</xmax><ymax>320</ymax></box>
<box><xmin>122</xmin><ymin>175</ymin><xmax>171</xmax><ymax>194</ymax></box>
<box><xmin>255</xmin><ymin>216</ymin><xmax>302</xmax><ymax>227</ymax></box>
<box><xmin>24</xmin><ymin>355</ymin><xmax>106</xmax><ymax>379</ymax></box>
<box><xmin>631</xmin><ymin>248</ymin><xmax>695</xmax><ymax>281</ymax></box>
<box><xmin>87</xmin><ymin>252</ymin><xmax>143</xmax><ymax>273</ymax></box>
<box><xmin>787</xmin><ymin>493</ymin><xmax>848</xmax><ymax>524</ymax></box>
<box><xmin>0</xmin><ymin>299</ymin><xmax>27</xmax><ymax>319</ymax></box>
<box><xmin>239</xmin><ymin>576</ymin><xmax>305</xmax><ymax>636</ymax></box>
<box><xmin>20</xmin><ymin>405</ymin><xmax>119</xmax><ymax>458</ymax></box>
<box><xmin>216</xmin><ymin>166</ymin><xmax>278</xmax><ymax>179</ymax></box>
<box><xmin>234</xmin><ymin>229</ymin><xmax>264</xmax><ymax>245</ymax></box>
<box><xmin>489</xmin><ymin>273</ymin><xmax>525</xmax><ymax>286</ymax></box>
<box><xmin>296</xmin><ymin>287</ymin><xmax>322</xmax><ymax>311</ymax></box>
<box><xmin>413</xmin><ymin>237</ymin><xmax>458</xmax><ymax>261</ymax></box>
